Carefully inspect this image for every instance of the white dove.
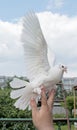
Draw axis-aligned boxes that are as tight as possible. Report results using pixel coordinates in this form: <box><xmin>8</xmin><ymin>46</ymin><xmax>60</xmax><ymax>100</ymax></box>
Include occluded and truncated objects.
<box><xmin>10</xmin><ymin>12</ymin><xmax>67</xmax><ymax>110</ymax></box>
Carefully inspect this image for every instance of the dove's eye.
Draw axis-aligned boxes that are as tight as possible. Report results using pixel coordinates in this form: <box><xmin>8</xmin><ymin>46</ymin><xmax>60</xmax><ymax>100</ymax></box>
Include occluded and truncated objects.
<box><xmin>62</xmin><ymin>65</ymin><xmax>64</xmax><ymax>68</ymax></box>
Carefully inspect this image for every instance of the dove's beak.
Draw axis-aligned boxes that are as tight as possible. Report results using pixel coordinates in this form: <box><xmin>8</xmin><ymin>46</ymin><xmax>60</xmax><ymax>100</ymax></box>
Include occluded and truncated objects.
<box><xmin>64</xmin><ymin>67</ymin><xmax>67</xmax><ymax>73</ymax></box>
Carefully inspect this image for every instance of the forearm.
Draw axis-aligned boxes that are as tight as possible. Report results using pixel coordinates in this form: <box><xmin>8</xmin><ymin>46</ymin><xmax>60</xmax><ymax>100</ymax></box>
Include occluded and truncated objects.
<box><xmin>38</xmin><ymin>122</ymin><xmax>54</xmax><ymax>130</ymax></box>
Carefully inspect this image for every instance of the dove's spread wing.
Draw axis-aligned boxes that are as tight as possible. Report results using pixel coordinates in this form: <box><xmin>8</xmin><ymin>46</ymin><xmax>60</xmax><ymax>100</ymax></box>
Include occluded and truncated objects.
<box><xmin>21</xmin><ymin>12</ymin><xmax>51</xmax><ymax>81</ymax></box>
<box><xmin>48</xmin><ymin>48</ymin><xmax>55</xmax><ymax>67</ymax></box>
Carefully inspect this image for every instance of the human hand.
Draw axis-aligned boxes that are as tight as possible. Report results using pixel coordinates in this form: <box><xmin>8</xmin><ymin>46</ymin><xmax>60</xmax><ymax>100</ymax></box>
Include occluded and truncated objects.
<box><xmin>30</xmin><ymin>88</ymin><xmax>56</xmax><ymax>130</ymax></box>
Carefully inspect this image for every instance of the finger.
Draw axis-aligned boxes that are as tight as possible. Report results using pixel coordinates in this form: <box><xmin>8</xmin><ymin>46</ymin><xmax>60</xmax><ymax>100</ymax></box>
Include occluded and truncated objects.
<box><xmin>30</xmin><ymin>98</ymin><xmax>38</xmax><ymax>113</ymax></box>
<box><xmin>47</xmin><ymin>89</ymin><xmax>56</xmax><ymax>111</ymax></box>
<box><xmin>41</xmin><ymin>89</ymin><xmax>47</xmax><ymax>106</ymax></box>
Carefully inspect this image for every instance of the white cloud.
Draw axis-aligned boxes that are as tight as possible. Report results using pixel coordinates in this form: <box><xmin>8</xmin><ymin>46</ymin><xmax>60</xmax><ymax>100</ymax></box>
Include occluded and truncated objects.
<box><xmin>46</xmin><ymin>0</ymin><xmax>64</xmax><ymax>10</ymax></box>
<box><xmin>0</xmin><ymin>20</ymin><xmax>22</xmax><ymax>58</ymax></box>
<box><xmin>0</xmin><ymin>19</ymin><xmax>25</xmax><ymax>76</ymax></box>
<box><xmin>0</xmin><ymin>11</ymin><xmax>77</xmax><ymax>77</ymax></box>
<box><xmin>37</xmin><ymin>12</ymin><xmax>77</xmax><ymax>77</ymax></box>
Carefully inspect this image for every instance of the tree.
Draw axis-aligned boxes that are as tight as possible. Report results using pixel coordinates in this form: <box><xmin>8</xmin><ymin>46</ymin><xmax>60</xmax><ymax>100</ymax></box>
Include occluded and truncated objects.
<box><xmin>0</xmin><ymin>86</ymin><xmax>33</xmax><ymax>129</ymax></box>
<box><xmin>0</xmin><ymin>86</ymin><xmax>31</xmax><ymax>118</ymax></box>
<box><xmin>66</xmin><ymin>96</ymin><xmax>74</xmax><ymax>117</ymax></box>
<box><xmin>61</xmin><ymin>96</ymin><xmax>77</xmax><ymax>117</ymax></box>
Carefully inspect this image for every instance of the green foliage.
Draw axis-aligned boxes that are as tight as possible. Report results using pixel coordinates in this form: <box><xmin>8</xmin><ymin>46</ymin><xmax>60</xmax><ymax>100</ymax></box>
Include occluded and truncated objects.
<box><xmin>61</xmin><ymin>96</ymin><xmax>77</xmax><ymax>117</ymax></box>
<box><xmin>53</xmin><ymin>113</ymin><xmax>66</xmax><ymax>118</ymax></box>
<box><xmin>0</xmin><ymin>86</ymin><xmax>33</xmax><ymax>129</ymax></box>
<box><xmin>66</xmin><ymin>96</ymin><xmax>74</xmax><ymax>113</ymax></box>
<box><xmin>0</xmin><ymin>86</ymin><xmax>31</xmax><ymax>118</ymax></box>
<box><xmin>55</xmin><ymin>85</ymin><xmax>63</xmax><ymax>99</ymax></box>
<box><xmin>54</xmin><ymin>124</ymin><xmax>74</xmax><ymax>130</ymax></box>
<box><xmin>66</xmin><ymin>96</ymin><xmax>77</xmax><ymax>117</ymax></box>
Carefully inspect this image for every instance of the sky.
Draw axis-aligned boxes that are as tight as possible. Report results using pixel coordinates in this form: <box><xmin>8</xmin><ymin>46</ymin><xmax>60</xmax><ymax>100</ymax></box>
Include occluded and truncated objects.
<box><xmin>0</xmin><ymin>0</ymin><xmax>77</xmax><ymax>77</ymax></box>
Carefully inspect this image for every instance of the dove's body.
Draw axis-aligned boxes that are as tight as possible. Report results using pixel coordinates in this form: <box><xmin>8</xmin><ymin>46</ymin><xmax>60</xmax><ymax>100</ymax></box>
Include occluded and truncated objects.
<box><xmin>32</xmin><ymin>66</ymin><xmax>63</xmax><ymax>88</ymax></box>
<box><xmin>10</xmin><ymin>12</ymin><xmax>66</xmax><ymax>110</ymax></box>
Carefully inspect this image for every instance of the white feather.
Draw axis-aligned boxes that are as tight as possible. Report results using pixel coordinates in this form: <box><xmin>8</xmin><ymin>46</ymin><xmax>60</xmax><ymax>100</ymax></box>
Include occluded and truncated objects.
<box><xmin>14</xmin><ymin>85</ymin><xmax>37</xmax><ymax>110</ymax></box>
<box><xmin>10</xmin><ymin>88</ymin><xmax>26</xmax><ymax>99</ymax></box>
<box><xmin>21</xmin><ymin>12</ymin><xmax>52</xmax><ymax>81</ymax></box>
<box><xmin>10</xmin><ymin>78</ymin><xmax>28</xmax><ymax>88</ymax></box>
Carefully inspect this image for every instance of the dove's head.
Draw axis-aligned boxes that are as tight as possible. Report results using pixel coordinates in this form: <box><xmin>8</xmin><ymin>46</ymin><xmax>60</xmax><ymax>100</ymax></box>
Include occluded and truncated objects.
<box><xmin>59</xmin><ymin>65</ymin><xmax>67</xmax><ymax>73</ymax></box>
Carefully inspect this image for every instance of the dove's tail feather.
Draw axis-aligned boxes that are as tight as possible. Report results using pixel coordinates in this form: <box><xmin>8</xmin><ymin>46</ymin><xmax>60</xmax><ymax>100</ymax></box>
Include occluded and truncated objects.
<box><xmin>10</xmin><ymin>78</ymin><xmax>29</xmax><ymax>88</ymax></box>
<box><xmin>10</xmin><ymin>87</ymin><xmax>26</xmax><ymax>99</ymax></box>
<box><xmin>14</xmin><ymin>93</ymin><xmax>31</xmax><ymax>110</ymax></box>
<box><xmin>10</xmin><ymin>80</ymin><xmax>37</xmax><ymax>110</ymax></box>
<box><xmin>14</xmin><ymin>85</ymin><xmax>37</xmax><ymax>110</ymax></box>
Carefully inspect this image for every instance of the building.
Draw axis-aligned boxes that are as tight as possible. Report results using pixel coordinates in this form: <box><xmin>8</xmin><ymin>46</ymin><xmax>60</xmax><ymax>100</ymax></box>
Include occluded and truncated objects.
<box><xmin>0</xmin><ymin>76</ymin><xmax>13</xmax><ymax>89</ymax></box>
<box><xmin>63</xmin><ymin>77</ymin><xmax>77</xmax><ymax>92</ymax></box>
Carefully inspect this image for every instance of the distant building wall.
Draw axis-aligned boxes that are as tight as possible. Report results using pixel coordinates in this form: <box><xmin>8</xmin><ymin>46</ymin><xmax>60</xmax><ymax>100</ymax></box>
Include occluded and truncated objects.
<box><xmin>63</xmin><ymin>77</ymin><xmax>77</xmax><ymax>92</ymax></box>
<box><xmin>52</xmin><ymin>102</ymin><xmax>66</xmax><ymax>115</ymax></box>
